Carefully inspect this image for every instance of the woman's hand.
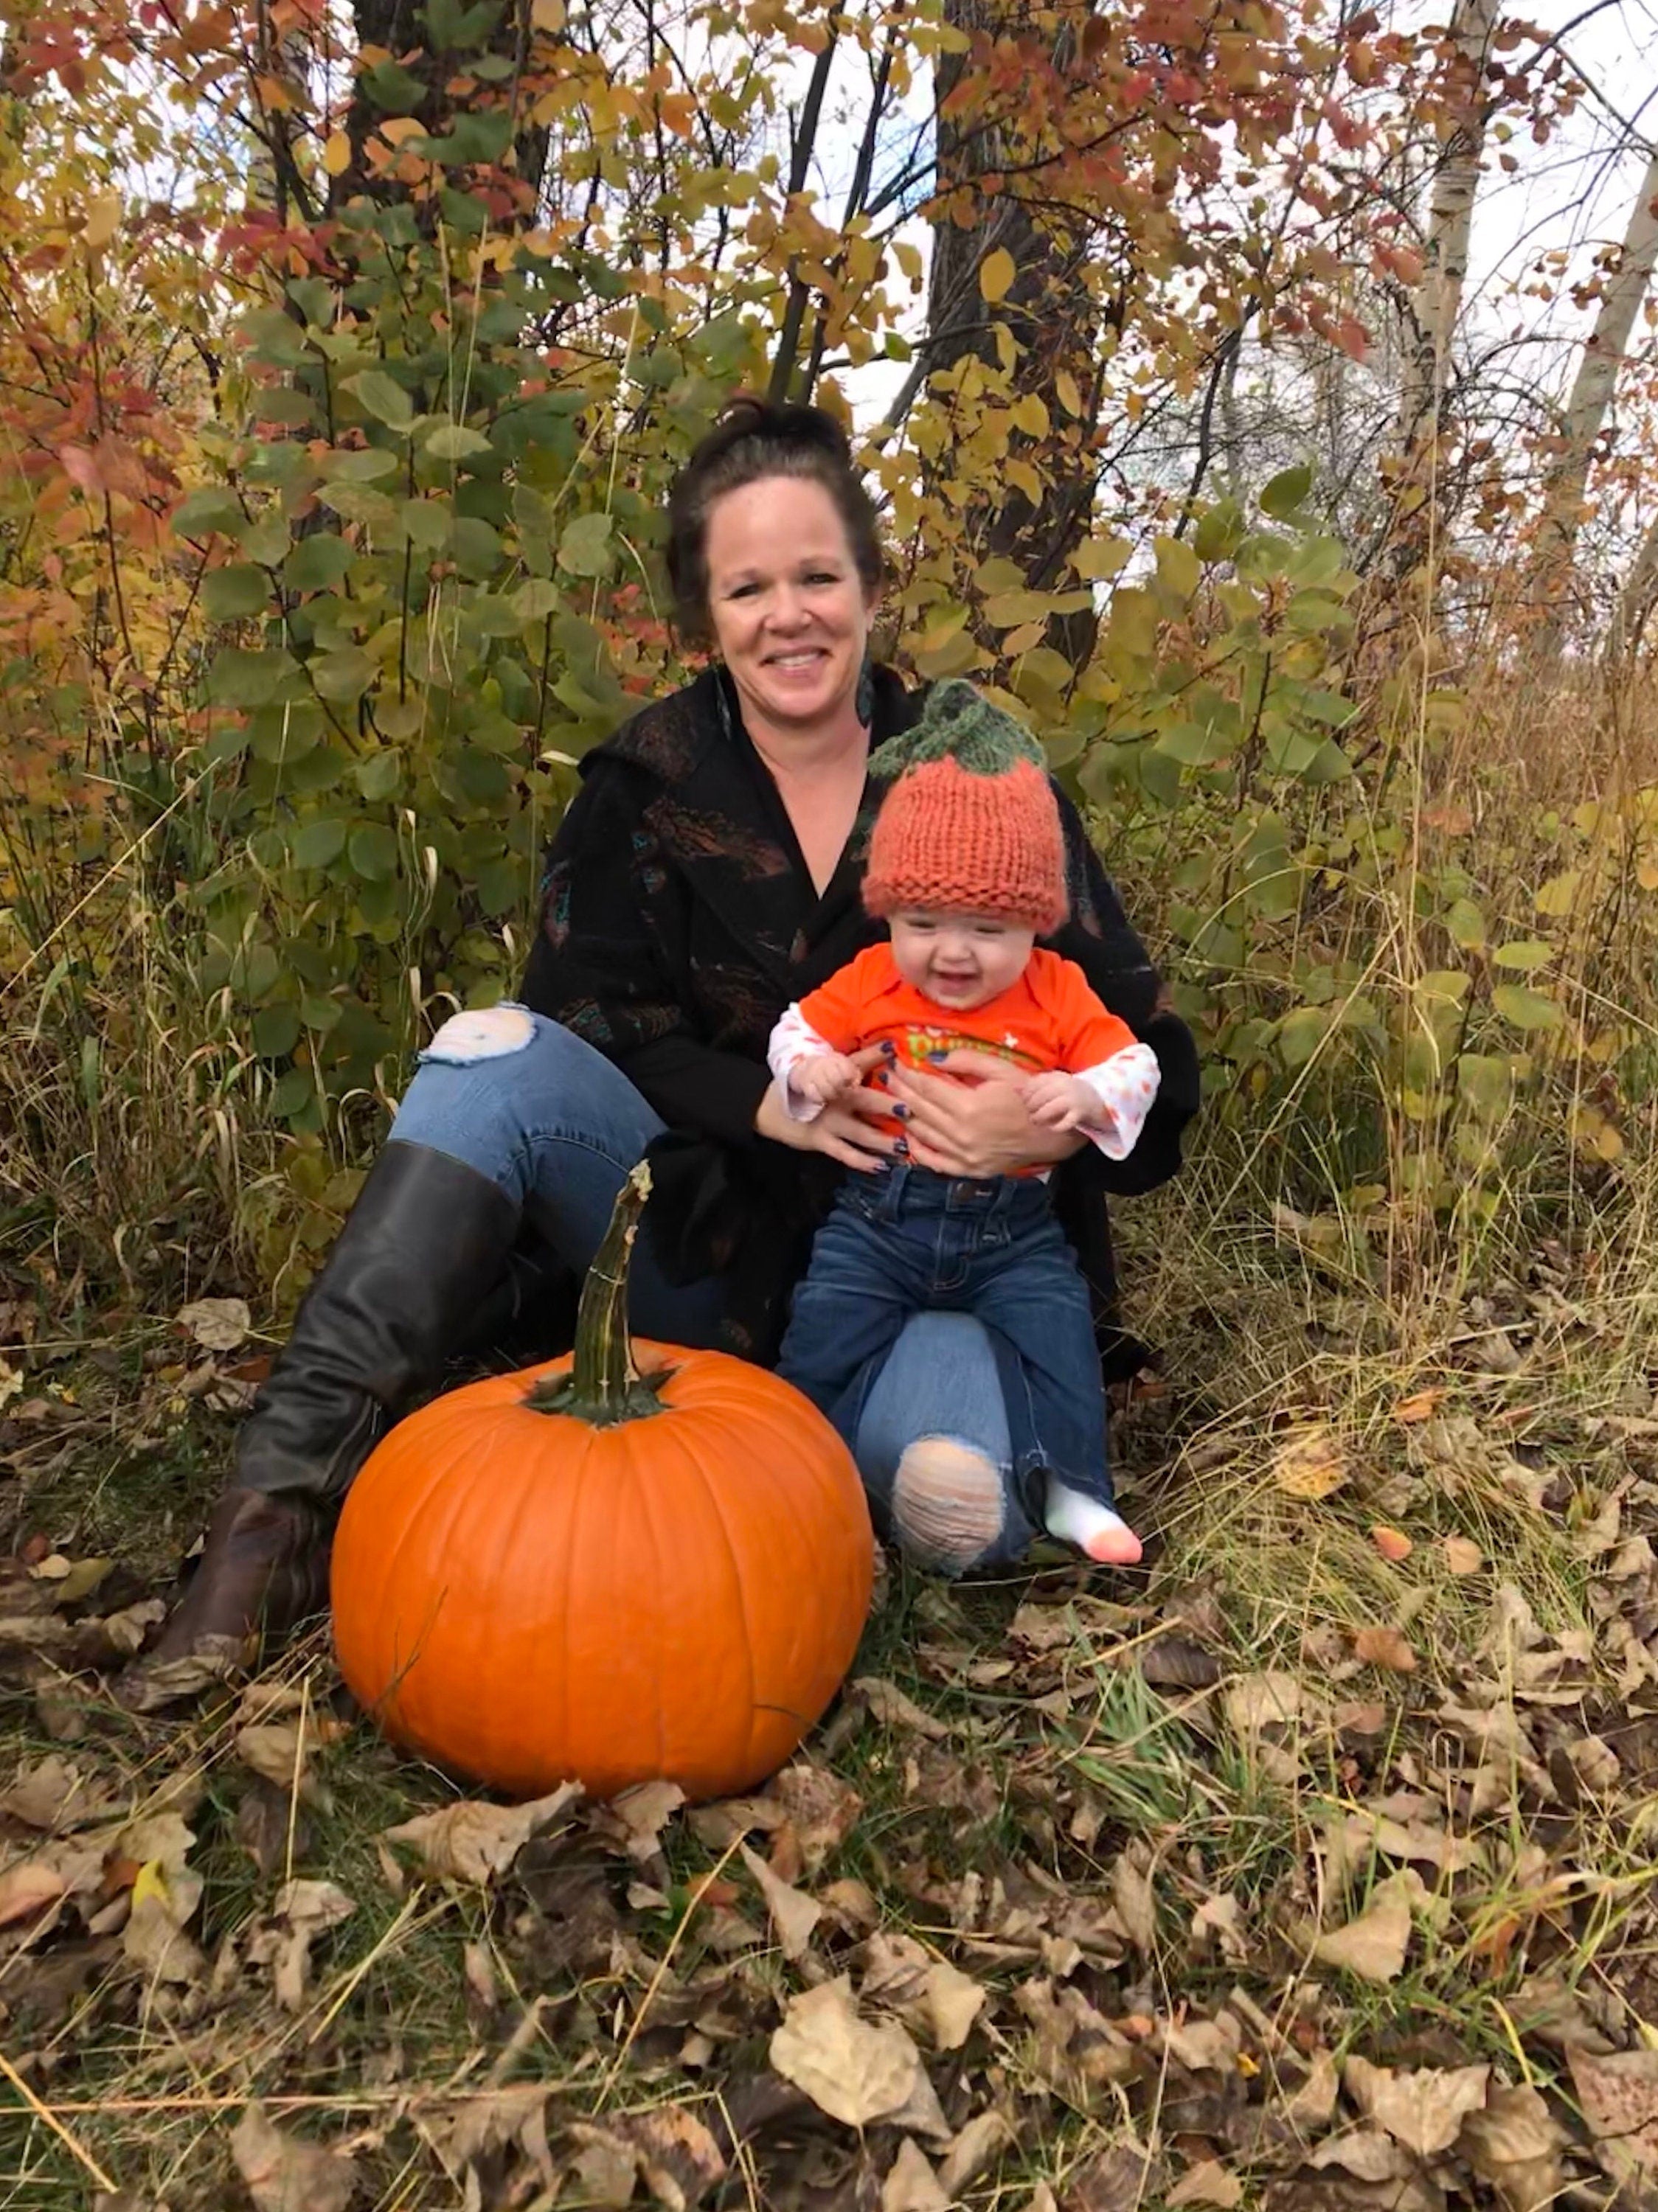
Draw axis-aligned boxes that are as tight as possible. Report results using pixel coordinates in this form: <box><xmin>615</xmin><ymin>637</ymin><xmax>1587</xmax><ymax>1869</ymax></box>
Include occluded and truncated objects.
<box><xmin>884</xmin><ymin>1051</ymin><xmax>1086</xmax><ymax>1178</ymax></box>
<box><xmin>754</xmin><ymin>1043</ymin><xmax>897</xmax><ymax>1171</ymax></box>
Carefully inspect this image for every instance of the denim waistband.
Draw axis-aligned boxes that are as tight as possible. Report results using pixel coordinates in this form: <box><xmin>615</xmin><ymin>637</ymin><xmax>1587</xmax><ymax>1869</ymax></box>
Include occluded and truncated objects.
<box><xmin>856</xmin><ymin>1163</ymin><xmax>1047</xmax><ymax>1218</ymax></box>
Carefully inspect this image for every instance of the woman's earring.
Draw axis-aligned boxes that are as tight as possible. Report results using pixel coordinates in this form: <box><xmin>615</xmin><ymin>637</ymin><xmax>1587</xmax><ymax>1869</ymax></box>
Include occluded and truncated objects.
<box><xmin>855</xmin><ymin>648</ymin><xmax>875</xmax><ymax>727</ymax></box>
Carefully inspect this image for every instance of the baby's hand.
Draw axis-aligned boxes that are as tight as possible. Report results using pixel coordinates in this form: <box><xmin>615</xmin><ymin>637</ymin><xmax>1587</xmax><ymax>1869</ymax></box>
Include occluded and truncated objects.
<box><xmin>790</xmin><ymin>1051</ymin><xmax>862</xmax><ymax>1106</ymax></box>
<box><xmin>1022</xmin><ymin>1071</ymin><xmax>1111</xmax><ymax>1133</ymax></box>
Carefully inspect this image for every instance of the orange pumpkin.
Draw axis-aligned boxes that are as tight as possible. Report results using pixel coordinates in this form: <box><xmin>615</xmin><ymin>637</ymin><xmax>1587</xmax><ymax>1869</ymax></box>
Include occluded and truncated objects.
<box><xmin>330</xmin><ymin>1164</ymin><xmax>873</xmax><ymax>1802</ymax></box>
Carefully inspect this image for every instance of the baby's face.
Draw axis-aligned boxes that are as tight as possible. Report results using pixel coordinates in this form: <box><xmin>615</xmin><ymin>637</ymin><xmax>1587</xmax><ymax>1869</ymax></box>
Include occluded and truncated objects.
<box><xmin>888</xmin><ymin>908</ymin><xmax>1037</xmax><ymax>1009</ymax></box>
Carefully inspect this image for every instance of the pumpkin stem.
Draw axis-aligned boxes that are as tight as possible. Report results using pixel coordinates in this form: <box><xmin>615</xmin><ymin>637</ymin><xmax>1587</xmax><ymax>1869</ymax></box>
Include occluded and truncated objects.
<box><xmin>523</xmin><ymin>1162</ymin><xmax>667</xmax><ymax>1425</ymax></box>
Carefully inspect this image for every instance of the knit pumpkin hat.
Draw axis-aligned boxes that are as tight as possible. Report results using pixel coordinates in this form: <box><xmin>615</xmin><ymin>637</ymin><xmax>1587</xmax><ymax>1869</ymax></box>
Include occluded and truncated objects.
<box><xmin>862</xmin><ymin>679</ymin><xmax>1069</xmax><ymax>935</ymax></box>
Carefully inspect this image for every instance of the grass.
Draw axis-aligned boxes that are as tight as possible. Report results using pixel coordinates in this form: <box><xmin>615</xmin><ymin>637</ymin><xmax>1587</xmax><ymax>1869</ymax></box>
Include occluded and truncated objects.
<box><xmin>7</xmin><ymin>653</ymin><xmax>1658</xmax><ymax>2202</ymax></box>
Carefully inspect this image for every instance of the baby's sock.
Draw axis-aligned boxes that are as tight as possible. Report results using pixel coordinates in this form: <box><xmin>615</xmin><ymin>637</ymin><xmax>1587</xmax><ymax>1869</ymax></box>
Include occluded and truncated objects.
<box><xmin>1043</xmin><ymin>1475</ymin><xmax>1142</xmax><ymax>1565</ymax></box>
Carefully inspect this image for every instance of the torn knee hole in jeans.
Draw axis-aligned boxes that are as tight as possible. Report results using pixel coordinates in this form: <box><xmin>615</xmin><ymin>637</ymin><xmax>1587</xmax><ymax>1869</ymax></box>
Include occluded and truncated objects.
<box><xmin>890</xmin><ymin>1436</ymin><xmax>1005</xmax><ymax>1570</ymax></box>
<box><xmin>420</xmin><ymin>1004</ymin><xmax>536</xmax><ymax>1065</ymax></box>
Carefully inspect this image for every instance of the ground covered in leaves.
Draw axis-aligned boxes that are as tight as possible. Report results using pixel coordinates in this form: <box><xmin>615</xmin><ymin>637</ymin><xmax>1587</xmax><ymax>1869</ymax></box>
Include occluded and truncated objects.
<box><xmin>5</xmin><ymin>1246</ymin><xmax>1658</xmax><ymax>2211</ymax></box>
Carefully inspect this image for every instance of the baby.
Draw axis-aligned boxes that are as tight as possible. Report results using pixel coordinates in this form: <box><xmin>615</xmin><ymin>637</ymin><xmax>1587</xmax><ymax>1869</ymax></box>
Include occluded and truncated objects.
<box><xmin>770</xmin><ymin>679</ymin><xmax>1159</xmax><ymax>1567</ymax></box>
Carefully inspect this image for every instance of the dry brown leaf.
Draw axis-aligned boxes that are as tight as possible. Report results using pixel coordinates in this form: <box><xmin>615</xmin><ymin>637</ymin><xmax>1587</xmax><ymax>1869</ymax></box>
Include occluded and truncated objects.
<box><xmin>1443</xmin><ymin>1537</ymin><xmax>1483</xmax><ymax>1575</ymax></box>
<box><xmin>382</xmin><ymin>1781</ymin><xmax>581</xmax><ymax>1885</ymax></box>
<box><xmin>1345</xmin><ymin>2055</ymin><xmax>1489</xmax><ymax>2155</ymax></box>
<box><xmin>1190</xmin><ymin>1891</ymin><xmax>1249</xmax><ymax>1964</ymax></box>
<box><xmin>116</xmin><ymin>1635</ymin><xmax>249</xmax><ymax>1711</ymax></box>
<box><xmin>566</xmin><ymin>2127</ymin><xmax>639</xmax><ymax>2208</ymax></box>
<box><xmin>687</xmin><ymin>1795</ymin><xmax>784</xmax><ymax>1851</ymax></box>
<box><xmin>740</xmin><ymin>1841</ymin><xmax>820</xmax><ymax>1961</ymax></box>
<box><xmin>0</xmin><ymin>1857</ymin><xmax>72</xmax><ymax>1926</ymax></box>
<box><xmin>442</xmin><ymin>2086</ymin><xmax>554</xmax><ymax>2188</ymax></box>
<box><xmin>1371</xmin><ymin>1525</ymin><xmax>1414</xmax><ymax>1563</ymax></box>
<box><xmin>0</xmin><ymin>1755</ymin><xmax>115</xmax><ymax>1832</ymax></box>
<box><xmin>177</xmin><ymin>1296</ymin><xmax>251</xmax><ymax>1351</ymax></box>
<box><xmin>1312</xmin><ymin>1874</ymin><xmax>1415</xmax><ymax>1983</ymax></box>
<box><xmin>1458</xmin><ymin>2084</ymin><xmax>1567</xmax><ymax>2212</ymax></box>
<box><xmin>1063</xmin><ymin>2140</ymin><xmax>1165</xmax><ymax>2212</ymax></box>
<box><xmin>1393</xmin><ymin>1388</ymin><xmax>1446</xmax><ymax>1425</ymax></box>
<box><xmin>235</xmin><ymin>1719</ymin><xmax>343</xmax><ymax>1801</ymax></box>
<box><xmin>123</xmin><ymin>1893</ymin><xmax>207</xmax><ymax>1985</ymax></box>
<box><xmin>1272</xmin><ymin>1425</ymin><xmax>1349</xmax><ymax>1499</ymax></box>
<box><xmin>1353</xmin><ymin>1626</ymin><xmax>1417</xmax><ymax>1674</ymax></box>
<box><xmin>881</xmin><ymin>2138</ymin><xmax>948</xmax><ymax>2212</ymax></box>
<box><xmin>1222</xmin><ymin>1670</ymin><xmax>1306</xmax><ymax>1737</ymax></box>
<box><xmin>230</xmin><ymin>2101</ymin><xmax>358</xmax><ymax>2212</ymax></box>
<box><xmin>611</xmin><ymin>2105</ymin><xmax>726</xmax><ymax>2210</ymax></box>
<box><xmin>852</xmin><ymin>1676</ymin><xmax>951</xmax><ymax>1739</ymax></box>
<box><xmin>1567</xmin><ymin>2044</ymin><xmax>1658</xmax><ymax>2194</ymax></box>
<box><xmin>1166</xmin><ymin>2160</ymin><xmax>1244</xmax><ymax>2208</ymax></box>
<box><xmin>772</xmin><ymin>1763</ymin><xmax>863</xmax><ymax>1871</ymax></box>
<box><xmin>770</xmin><ymin>1974</ymin><xmax>922</xmax><ymax>2128</ymax></box>
<box><xmin>923</xmin><ymin>1957</ymin><xmax>985</xmax><ymax>2051</ymax></box>
<box><xmin>1308</xmin><ymin>2128</ymin><xmax>1413</xmax><ymax>2182</ymax></box>
<box><xmin>1286</xmin><ymin>2048</ymin><xmax>1341</xmax><ymax>2128</ymax></box>
<box><xmin>246</xmin><ymin>1879</ymin><xmax>355</xmax><ymax>2011</ymax></box>
<box><xmin>599</xmin><ymin>1778</ymin><xmax>686</xmax><ymax>1862</ymax></box>
<box><xmin>1112</xmin><ymin>1852</ymin><xmax>1157</xmax><ymax>1953</ymax></box>
<box><xmin>936</xmin><ymin>2111</ymin><xmax>1012</xmax><ymax>2197</ymax></box>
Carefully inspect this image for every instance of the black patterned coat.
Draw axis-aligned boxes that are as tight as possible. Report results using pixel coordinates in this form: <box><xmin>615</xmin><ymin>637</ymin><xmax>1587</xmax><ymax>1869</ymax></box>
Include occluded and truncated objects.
<box><xmin>518</xmin><ymin>663</ymin><xmax>1199</xmax><ymax>1365</ymax></box>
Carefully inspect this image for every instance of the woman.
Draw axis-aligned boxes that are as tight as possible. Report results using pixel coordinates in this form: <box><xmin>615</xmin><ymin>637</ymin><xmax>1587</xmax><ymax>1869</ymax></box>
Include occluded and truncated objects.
<box><xmin>141</xmin><ymin>397</ymin><xmax>1199</xmax><ymax>1679</ymax></box>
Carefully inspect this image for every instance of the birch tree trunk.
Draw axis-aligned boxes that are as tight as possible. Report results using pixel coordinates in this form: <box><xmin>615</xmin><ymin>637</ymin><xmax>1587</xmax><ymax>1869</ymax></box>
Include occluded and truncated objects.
<box><xmin>1395</xmin><ymin>0</ymin><xmax>1501</xmax><ymax>456</ymax></box>
<box><xmin>1534</xmin><ymin>147</ymin><xmax>1658</xmax><ymax>636</ymax></box>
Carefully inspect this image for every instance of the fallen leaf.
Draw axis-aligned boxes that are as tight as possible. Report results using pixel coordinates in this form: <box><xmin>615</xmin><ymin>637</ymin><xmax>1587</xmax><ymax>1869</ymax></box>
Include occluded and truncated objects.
<box><xmin>770</xmin><ymin>1974</ymin><xmax>922</xmax><ymax>2128</ymax></box>
<box><xmin>1286</xmin><ymin>2048</ymin><xmax>1341</xmax><ymax>2126</ymax></box>
<box><xmin>612</xmin><ymin>2104</ymin><xmax>726</xmax><ymax>2208</ymax></box>
<box><xmin>1141</xmin><ymin>1635</ymin><xmax>1221</xmax><ymax>1688</ymax></box>
<box><xmin>382</xmin><ymin>1782</ymin><xmax>582</xmax><ymax>1886</ymax></box>
<box><xmin>0</xmin><ymin>1857</ymin><xmax>72</xmax><ymax>1926</ymax></box>
<box><xmin>235</xmin><ymin>1719</ymin><xmax>342</xmax><ymax>1806</ymax></box>
<box><xmin>1443</xmin><ymin>1537</ymin><xmax>1483</xmax><ymax>1574</ymax></box>
<box><xmin>597</xmin><ymin>1778</ymin><xmax>685</xmax><ymax>1863</ymax></box>
<box><xmin>1190</xmin><ymin>1891</ymin><xmax>1249</xmax><ymax>1963</ymax></box>
<box><xmin>1272</xmin><ymin>1425</ymin><xmax>1348</xmax><ymax>1499</ymax></box>
<box><xmin>1459</xmin><ymin>2083</ymin><xmax>1567</xmax><ymax>2212</ymax></box>
<box><xmin>1308</xmin><ymin>2128</ymin><xmax>1413</xmax><ymax>2182</ymax></box>
<box><xmin>122</xmin><ymin>1892</ymin><xmax>207</xmax><ymax>1984</ymax></box>
<box><xmin>443</xmin><ymin>2086</ymin><xmax>554</xmax><ymax>2188</ymax></box>
<box><xmin>773</xmin><ymin>1763</ymin><xmax>863</xmax><ymax>1871</ymax></box>
<box><xmin>246</xmin><ymin>1879</ymin><xmax>355</xmax><ymax>2011</ymax></box>
<box><xmin>1223</xmin><ymin>1671</ymin><xmax>1306</xmax><ymax>1736</ymax></box>
<box><xmin>115</xmin><ymin>1635</ymin><xmax>249</xmax><ymax>1710</ymax></box>
<box><xmin>1166</xmin><ymin>2160</ymin><xmax>1244</xmax><ymax>2208</ymax></box>
<box><xmin>1567</xmin><ymin>2045</ymin><xmax>1658</xmax><ymax>2195</ymax></box>
<box><xmin>1371</xmin><ymin>1525</ymin><xmax>1414</xmax><ymax>1562</ymax></box>
<box><xmin>924</xmin><ymin>1957</ymin><xmax>985</xmax><ymax>2050</ymax></box>
<box><xmin>1346</xmin><ymin>2055</ymin><xmax>1489</xmax><ymax>2155</ymax></box>
<box><xmin>231</xmin><ymin>2101</ymin><xmax>358</xmax><ymax>2212</ymax></box>
<box><xmin>1393</xmin><ymin>1388</ymin><xmax>1446</xmax><ymax>1424</ymax></box>
<box><xmin>1353</xmin><ymin>1626</ymin><xmax>1417</xmax><ymax>1673</ymax></box>
<box><xmin>936</xmin><ymin>2111</ymin><xmax>1012</xmax><ymax>2196</ymax></box>
<box><xmin>882</xmin><ymin>2138</ymin><xmax>948</xmax><ymax>2212</ymax></box>
<box><xmin>1112</xmin><ymin>1851</ymin><xmax>1157</xmax><ymax>1953</ymax></box>
<box><xmin>0</xmin><ymin>1754</ymin><xmax>114</xmax><ymax>1832</ymax></box>
<box><xmin>1063</xmin><ymin>2140</ymin><xmax>1165</xmax><ymax>2212</ymax></box>
<box><xmin>176</xmin><ymin>1297</ymin><xmax>251</xmax><ymax>1352</ymax></box>
<box><xmin>1312</xmin><ymin>1873</ymin><xmax>1415</xmax><ymax>1983</ymax></box>
<box><xmin>853</xmin><ymin>1676</ymin><xmax>951</xmax><ymax>1739</ymax></box>
<box><xmin>740</xmin><ymin>1841</ymin><xmax>821</xmax><ymax>1961</ymax></box>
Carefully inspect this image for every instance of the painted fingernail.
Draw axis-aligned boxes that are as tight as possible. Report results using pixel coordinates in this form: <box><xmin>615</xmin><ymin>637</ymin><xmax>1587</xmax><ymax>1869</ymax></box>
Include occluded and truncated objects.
<box><xmin>881</xmin><ymin>1040</ymin><xmax>898</xmax><ymax>1057</ymax></box>
<box><xmin>891</xmin><ymin>1102</ymin><xmax>909</xmax><ymax>1120</ymax></box>
<box><xmin>926</xmin><ymin>1049</ymin><xmax>948</xmax><ymax>1063</ymax></box>
<box><xmin>892</xmin><ymin>1137</ymin><xmax>909</xmax><ymax>1157</ymax></box>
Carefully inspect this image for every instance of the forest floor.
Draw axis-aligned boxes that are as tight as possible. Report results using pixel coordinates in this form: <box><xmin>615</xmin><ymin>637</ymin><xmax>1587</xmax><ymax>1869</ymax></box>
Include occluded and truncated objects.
<box><xmin>2</xmin><ymin>1192</ymin><xmax>1658</xmax><ymax>2212</ymax></box>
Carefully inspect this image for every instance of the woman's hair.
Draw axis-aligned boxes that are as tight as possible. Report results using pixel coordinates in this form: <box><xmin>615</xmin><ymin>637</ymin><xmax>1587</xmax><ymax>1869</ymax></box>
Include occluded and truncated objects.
<box><xmin>665</xmin><ymin>395</ymin><xmax>884</xmax><ymax>644</ymax></box>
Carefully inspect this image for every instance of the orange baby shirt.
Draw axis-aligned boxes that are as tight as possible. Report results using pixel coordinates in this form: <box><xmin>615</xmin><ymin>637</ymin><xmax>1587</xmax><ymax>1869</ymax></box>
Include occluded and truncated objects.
<box><xmin>792</xmin><ymin>942</ymin><xmax>1139</xmax><ymax>1143</ymax></box>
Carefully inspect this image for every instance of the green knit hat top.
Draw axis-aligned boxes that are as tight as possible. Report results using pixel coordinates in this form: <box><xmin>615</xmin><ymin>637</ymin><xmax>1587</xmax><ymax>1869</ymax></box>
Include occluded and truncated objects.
<box><xmin>869</xmin><ymin>678</ymin><xmax>1047</xmax><ymax>782</ymax></box>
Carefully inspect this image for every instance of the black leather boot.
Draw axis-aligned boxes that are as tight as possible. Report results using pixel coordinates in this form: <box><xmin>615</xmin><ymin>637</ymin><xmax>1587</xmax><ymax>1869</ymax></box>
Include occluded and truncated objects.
<box><xmin>131</xmin><ymin>1141</ymin><xmax>520</xmax><ymax>1685</ymax></box>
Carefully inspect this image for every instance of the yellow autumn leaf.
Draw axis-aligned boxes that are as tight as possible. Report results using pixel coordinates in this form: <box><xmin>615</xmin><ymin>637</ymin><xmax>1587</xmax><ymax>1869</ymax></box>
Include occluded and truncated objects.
<box><xmin>131</xmin><ymin>1858</ymin><xmax>173</xmax><ymax>1911</ymax></box>
<box><xmin>322</xmin><ymin>130</ymin><xmax>352</xmax><ymax>176</ymax></box>
<box><xmin>83</xmin><ymin>193</ymin><xmax>123</xmax><ymax>251</ymax></box>
<box><xmin>532</xmin><ymin>0</ymin><xmax>566</xmax><ymax>25</ymax></box>
<box><xmin>1270</xmin><ymin>1425</ymin><xmax>1348</xmax><ymax>1500</ymax></box>
<box><xmin>1055</xmin><ymin>369</ymin><xmax>1083</xmax><ymax>417</ymax></box>
<box><xmin>979</xmin><ymin>246</ymin><xmax>1016</xmax><ymax>304</ymax></box>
